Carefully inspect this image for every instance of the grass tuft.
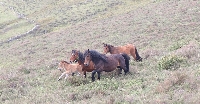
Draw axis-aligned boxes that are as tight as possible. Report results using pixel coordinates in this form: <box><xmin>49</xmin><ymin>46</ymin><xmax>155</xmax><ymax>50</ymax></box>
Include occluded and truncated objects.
<box><xmin>158</xmin><ymin>54</ymin><xmax>185</xmax><ymax>70</ymax></box>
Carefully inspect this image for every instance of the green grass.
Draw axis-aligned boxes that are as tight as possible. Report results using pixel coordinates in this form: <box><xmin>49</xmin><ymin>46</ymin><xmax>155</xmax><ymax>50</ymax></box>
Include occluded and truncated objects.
<box><xmin>0</xmin><ymin>0</ymin><xmax>200</xmax><ymax>103</ymax></box>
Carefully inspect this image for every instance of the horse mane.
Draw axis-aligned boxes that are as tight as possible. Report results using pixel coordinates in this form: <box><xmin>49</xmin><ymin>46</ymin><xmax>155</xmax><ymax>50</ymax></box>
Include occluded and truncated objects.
<box><xmin>108</xmin><ymin>44</ymin><xmax>114</xmax><ymax>47</ymax></box>
<box><xmin>104</xmin><ymin>43</ymin><xmax>114</xmax><ymax>47</ymax></box>
<box><xmin>84</xmin><ymin>50</ymin><xmax>108</xmax><ymax>64</ymax></box>
<box><xmin>72</xmin><ymin>50</ymin><xmax>76</xmax><ymax>54</ymax></box>
<box><xmin>78</xmin><ymin>51</ymin><xmax>85</xmax><ymax>63</ymax></box>
<box><xmin>72</xmin><ymin>50</ymin><xmax>85</xmax><ymax>63</ymax></box>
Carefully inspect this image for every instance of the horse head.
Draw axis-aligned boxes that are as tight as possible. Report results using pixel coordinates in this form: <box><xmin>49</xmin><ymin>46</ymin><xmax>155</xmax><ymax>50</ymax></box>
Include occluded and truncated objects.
<box><xmin>70</xmin><ymin>50</ymin><xmax>79</xmax><ymax>63</ymax></box>
<box><xmin>103</xmin><ymin>43</ymin><xmax>109</xmax><ymax>54</ymax></box>
<box><xmin>84</xmin><ymin>49</ymin><xmax>91</xmax><ymax>66</ymax></box>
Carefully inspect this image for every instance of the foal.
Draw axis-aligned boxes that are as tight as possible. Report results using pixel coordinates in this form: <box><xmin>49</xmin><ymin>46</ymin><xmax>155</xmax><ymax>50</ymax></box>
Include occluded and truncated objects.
<box><xmin>57</xmin><ymin>61</ymin><xmax>83</xmax><ymax>81</ymax></box>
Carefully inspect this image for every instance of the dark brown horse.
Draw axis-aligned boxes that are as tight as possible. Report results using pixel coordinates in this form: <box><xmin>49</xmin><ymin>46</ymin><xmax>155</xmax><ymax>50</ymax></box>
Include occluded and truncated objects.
<box><xmin>70</xmin><ymin>50</ymin><xmax>95</xmax><ymax>78</ymax></box>
<box><xmin>84</xmin><ymin>49</ymin><xmax>130</xmax><ymax>82</ymax></box>
<box><xmin>103</xmin><ymin>43</ymin><xmax>142</xmax><ymax>61</ymax></box>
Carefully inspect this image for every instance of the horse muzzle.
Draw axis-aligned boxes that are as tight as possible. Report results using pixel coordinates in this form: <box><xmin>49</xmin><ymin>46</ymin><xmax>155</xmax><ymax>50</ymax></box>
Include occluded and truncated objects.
<box><xmin>84</xmin><ymin>63</ymin><xmax>89</xmax><ymax>66</ymax></box>
<box><xmin>58</xmin><ymin>68</ymin><xmax>62</xmax><ymax>72</ymax></box>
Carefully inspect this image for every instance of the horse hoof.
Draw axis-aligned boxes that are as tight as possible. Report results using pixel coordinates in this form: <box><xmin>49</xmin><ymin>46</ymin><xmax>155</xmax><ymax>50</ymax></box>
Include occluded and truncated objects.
<box><xmin>138</xmin><ymin>58</ymin><xmax>143</xmax><ymax>62</ymax></box>
<box><xmin>92</xmin><ymin>79</ymin><xmax>95</xmax><ymax>82</ymax></box>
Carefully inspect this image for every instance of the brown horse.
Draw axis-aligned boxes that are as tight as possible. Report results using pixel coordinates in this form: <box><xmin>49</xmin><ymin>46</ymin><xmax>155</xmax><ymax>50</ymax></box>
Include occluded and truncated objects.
<box><xmin>103</xmin><ymin>43</ymin><xmax>142</xmax><ymax>61</ymax></box>
<box><xmin>57</xmin><ymin>61</ymin><xmax>83</xmax><ymax>81</ymax></box>
<box><xmin>84</xmin><ymin>49</ymin><xmax>130</xmax><ymax>82</ymax></box>
<box><xmin>70</xmin><ymin>50</ymin><xmax>95</xmax><ymax>78</ymax></box>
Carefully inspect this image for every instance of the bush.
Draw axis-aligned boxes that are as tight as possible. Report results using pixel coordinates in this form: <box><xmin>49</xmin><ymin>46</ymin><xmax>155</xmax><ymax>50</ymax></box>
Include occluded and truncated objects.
<box><xmin>158</xmin><ymin>55</ymin><xmax>185</xmax><ymax>70</ymax></box>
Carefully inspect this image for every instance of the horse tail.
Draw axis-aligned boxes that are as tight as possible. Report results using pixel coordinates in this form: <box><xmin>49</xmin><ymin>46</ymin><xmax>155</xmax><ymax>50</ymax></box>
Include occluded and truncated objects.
<box><xmin>121</xmin><ymin>53</ymin><xmax>130</xmax><ymax>72</ymax></box>
<box><xmin>135</xmin><ymin>48</ymin><xmax>142</xmax><ymax>62</ymax></box>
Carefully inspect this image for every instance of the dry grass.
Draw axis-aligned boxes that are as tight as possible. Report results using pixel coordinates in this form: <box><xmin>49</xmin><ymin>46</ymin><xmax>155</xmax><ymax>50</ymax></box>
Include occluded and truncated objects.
<box><xmin>0</xmin><ymin>0</ymin><xmax>200</xmax><ymax>103</ymax></box>
<box><xmin>173</xmin><ymin>41</ymin><xmax>199</xmax><ymax>59</ymax></box>
<box><xmin>155</xmin><ymin>71</ymin><xmax>187</xmax><ymax>93</ymax></box>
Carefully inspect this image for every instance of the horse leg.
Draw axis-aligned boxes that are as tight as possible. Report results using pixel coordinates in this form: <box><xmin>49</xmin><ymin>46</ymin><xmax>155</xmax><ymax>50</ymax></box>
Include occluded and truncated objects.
<box><xmin>64</xmin><ymin>74</ymin><xmax>69</xmax><ymax>80</ymax></box>
<box><xmin>117</xmin><ymin>66</ymin><xmax>122</xmax><ymax>74</ymax></box>
<box><xmin>58</xmin><ymin>72</ymin><xmax>66</xmax><ymax>81</ymax></box>
<box><xmin>123</xmin><ymin>67</ymin><xmax>128</xmax><ymax>75</ymax></box>
<box><xmin>97</xmin><ymin>71</ymin><xmax>101</xmax><ymax>80</ymax></box>
<box><xmin>84</xmin><ymin>70</ymin><xmax>86</xmax><ymax>78</ymax></box>
<box><xmin>91</xmin><ymin>70</ymin><xmax>97</xmax><ymax>82</ymax></box>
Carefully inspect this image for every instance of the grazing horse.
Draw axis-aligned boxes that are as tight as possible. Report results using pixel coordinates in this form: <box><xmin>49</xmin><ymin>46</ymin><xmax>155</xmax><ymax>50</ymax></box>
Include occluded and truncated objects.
<box><xmin>70</xmin><ymin>50</ymin><xmax>95</xmax><ymax>78</ymax></box>
<box><xmin>84</xmin><ymin>49</ymin><xmax>130</xmax><ymax>82</ymax></box>
<box><xmin>103</xmin><ymin>43</ymin><xmax>142</xmax><ymax>61</ymax></box>
<box><xmin>57</xmin><ymin>61</ymin><xmax>83</xmax><ymax>81</ymax></box>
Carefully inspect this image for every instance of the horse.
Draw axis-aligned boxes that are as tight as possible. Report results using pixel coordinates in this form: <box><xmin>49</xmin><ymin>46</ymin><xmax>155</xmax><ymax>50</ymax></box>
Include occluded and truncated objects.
<box><xmin>103</xmin><ymin>43</ymin><xmax>142</xmax><ymax>61</ymax></box>
<box><xmin>57</xmin><ymin>61</ymin><xmax>83</xmax><ymax>81</ymax></box>
<box><xmin>84</xmin><ymin>49</ymin><xmax>130</xmax><ymax>82</ymax></box>
<box><xmin>69</xmin><ymin>50</ymin><xmax>95</xmax><ymax>78</ymax></box>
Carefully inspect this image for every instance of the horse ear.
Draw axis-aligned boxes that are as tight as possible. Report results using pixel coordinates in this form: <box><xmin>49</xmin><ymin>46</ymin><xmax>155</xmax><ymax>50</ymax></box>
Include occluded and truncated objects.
<box><xmin>103</xmin><ymin>43</ymin><xmax>107</xmax><ymax>46</ymax></box>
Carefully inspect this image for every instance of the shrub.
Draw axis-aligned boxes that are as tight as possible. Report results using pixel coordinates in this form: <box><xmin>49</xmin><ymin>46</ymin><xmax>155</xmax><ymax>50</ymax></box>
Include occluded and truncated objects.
<box><xmin>158</xmin><ymin>55</ymin><xmax>185</xmax><ymax>70</ymax></box>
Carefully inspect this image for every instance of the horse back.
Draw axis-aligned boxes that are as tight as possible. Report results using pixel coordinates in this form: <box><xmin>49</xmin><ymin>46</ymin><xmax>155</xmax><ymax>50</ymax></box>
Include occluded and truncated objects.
<box><xmin>103</xmin><ymin>54</ymin><xmax>122</xmax><ymax>69</ymax></box>
<box><xmin>116</xmin><ymin>44</ymin><xmax>134</xmax><ymax>54</ymax></box>
<box><xmin>101</xmin><ymin>54</ymin><xmax>126</xmax><ymax>72</ymax></box>
<box><xmin>67</xmin><ymin>64</ymin><xmax>81</xmax><ymax>71</ymax></box>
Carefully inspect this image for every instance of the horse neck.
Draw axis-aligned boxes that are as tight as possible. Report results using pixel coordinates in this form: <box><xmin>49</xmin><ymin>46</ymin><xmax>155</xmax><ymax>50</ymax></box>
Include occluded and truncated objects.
<box><xmin>77</xmin><ymin>60</ymin><xmax>84</xmax><ymax>65</ymax></box>
<box><xmin>92</xmin><ymin>58</ymin><xmax>102</xmax><ymax>66</ymax></box>
<box><xmin>92</xmin><ymin>54</ymin><xmax>108</xmax><ymax>65</ymax></box>
<box><xmin>109</xmin><ymin>46</ymin><xmax>119</xmax><ymax>54</ymax></box>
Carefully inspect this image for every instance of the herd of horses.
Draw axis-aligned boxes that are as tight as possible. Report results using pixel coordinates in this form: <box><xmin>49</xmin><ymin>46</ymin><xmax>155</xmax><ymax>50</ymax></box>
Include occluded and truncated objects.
<box><xmin>57</xmin><ymin>43</ymin><xmax>142</xmax><ymax>82</ymax></box>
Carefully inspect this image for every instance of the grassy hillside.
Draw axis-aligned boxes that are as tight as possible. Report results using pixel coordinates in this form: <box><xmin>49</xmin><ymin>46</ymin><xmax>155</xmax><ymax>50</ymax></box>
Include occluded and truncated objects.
<box><xmin>0</xmin><ymin>0</ymin><xmax>149</xmax><ymax>43</ymax></box>
<box><xmin>0</xmin><ymin>0</ymin><xmax>200</xmax><ymax>103</ymax></box>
